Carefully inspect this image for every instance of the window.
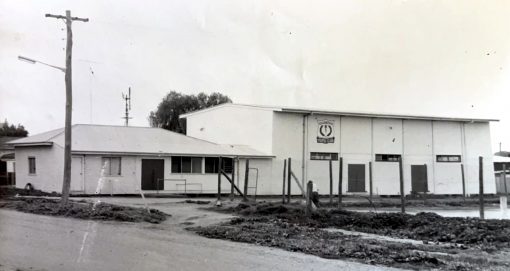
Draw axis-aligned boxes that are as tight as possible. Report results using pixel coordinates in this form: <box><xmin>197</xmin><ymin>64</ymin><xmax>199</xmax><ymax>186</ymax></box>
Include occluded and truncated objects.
<box><xmin>102</xmin><ymin>157</ymin><xmax>121</xmax><ymax>176</ymax></box>
<box><xmin>171</xmin><ymin>157</ymin><xmax>181</xmax><ymax>173</ymax></box>
<box><xmin>436</xmin><ymin>155</ymin><xmax>461</xmax><ymax>163</ymax></box>
<box><xmin>191</xmin><ymin>157</ymin><xmax>202</xmax><ymax>173</ymax></box>
<box><xmin>203</xmin><ymin>157</ymin><xmax>233</xmax><ymax>173</ymax></box>
<box><xmin>310</xmin><ymin>152</ymin><xmax>338</xmax><ymax>160</ymax></box>
<box><xmin>205</xmin><ymin>157</ymin><xmax>219</xmax><ymax>173</ymax></box>
<box><xmin>375</xmin><ymin>154</ymin><xmax>401</xmax><ymax>162</ymax></box>
<box><xmin>182</xmin><ymin>157</ymin><xmax>192</xmax><ymax>173</ymax></box>
<box><xmin>221</xmin><ymin>158</ymin><xmax>233</xmax><ymax>174</ymax></box>
<box><xmin>28</xmin><ymin>157</ymin><xmax>36</xmax><ymax>174</ymax></box>
<box><xmin>171</xmin><ymin>156</ymin><xmax>203</xmax><ymax>173</ymax></box>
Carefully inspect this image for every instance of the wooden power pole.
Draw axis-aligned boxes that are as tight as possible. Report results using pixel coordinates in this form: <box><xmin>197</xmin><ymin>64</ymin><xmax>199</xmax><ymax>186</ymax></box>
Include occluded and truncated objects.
<box><xmin>45</xmin><ymin>10</ymin><xmax>88</xmax><ymax>205</ymax></box>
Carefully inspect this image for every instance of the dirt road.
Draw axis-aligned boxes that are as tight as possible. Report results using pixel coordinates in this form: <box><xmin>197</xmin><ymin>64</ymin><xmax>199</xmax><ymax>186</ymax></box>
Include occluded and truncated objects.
<box><xmin>0</xmin><ymin>199</ymin><xmax>401</xmax><ymax>271</ymax></box>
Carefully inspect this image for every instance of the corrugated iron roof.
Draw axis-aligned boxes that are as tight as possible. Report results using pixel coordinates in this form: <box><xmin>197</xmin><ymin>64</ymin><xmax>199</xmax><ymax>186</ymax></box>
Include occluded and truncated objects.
<box><xmin>494</xmin><ymin>156</ymin><xmax>510</xmax><ymax>163</ymax></box>
<box><xmin>180</xmin><ymin>103</ymin><xmax>498</xmax><ymax>122</ymax></box>
<box><xmin>8</xmin><ymin>124</ymin><xmax>272</xmax><ymax>158</ymax></box>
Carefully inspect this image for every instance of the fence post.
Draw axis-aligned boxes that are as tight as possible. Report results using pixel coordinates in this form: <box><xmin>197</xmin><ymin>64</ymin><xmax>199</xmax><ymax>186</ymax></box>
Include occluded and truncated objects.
<box><xmin>243</xmin><ymin>159</ymin><xmax>250</xmax><ymax>202</ymax></box>
<box><xmin>282</xmin><ymin>159</ymin><xmax>287</xmax><ymax>204</ymax></box>
<box><xmin>329</xmin><ymin>159</ymin><xmax>333</xmax><ymax>205</ymax></box>
<box><xmin>503</xmin><ymin>163</ymin><xmax>508</xmax><ymax>196</ymax></box>
<box><xmin>461</xmin><ymin>163</ymin><xmax>466</xmax><ymax>200</ymax></box>
<box><xmin>369</xmin><ymin>161</ymin><xmax>373</xmax><ymax>200</ymax></box>
<box><xmin>230</xmin><ymin>158</ymin><xmax>236</xmax><ymax>201</ymax></box>
<box><xmin>399</xmin><ymin>157</ymin><xmax>405</xmax><ymax>213</ymax></box>
<box><xmin>217</xmin><ymin>157</ymin><xmax>223</xmax><ymax>205</ymax></box>
<box><xmin>287</xmin><ymin>158</ymin><xmax>292</xmax><ymax>203</ymax></box>
<box><xmin>306</xmin><ymin>180</ymin><xmax>313</xmax><ymax>216</ymax></box>
<box><xmin>338</xmin><ymin>157</ymin><xmax>343</xmax><ymax>208</ymax></box>
<box><xmin>479</xmin><ymin>156</ymin><xmax>484</xmax><ymax>219</ymax></box>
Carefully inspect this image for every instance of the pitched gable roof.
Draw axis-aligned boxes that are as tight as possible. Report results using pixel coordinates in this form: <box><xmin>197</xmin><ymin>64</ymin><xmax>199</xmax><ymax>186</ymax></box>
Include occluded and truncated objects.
<box><xmin>8</xmin><ymin>124</ymin><xmax>271</xmax><ymax>158</ymax></box>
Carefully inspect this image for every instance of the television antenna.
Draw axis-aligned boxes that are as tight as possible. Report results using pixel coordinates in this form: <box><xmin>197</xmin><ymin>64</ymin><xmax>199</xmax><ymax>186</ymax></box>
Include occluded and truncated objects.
<box><xmin>122</xmin><ymin>87</ymin><xmax>132</xmax><ymax>126</ymax></box>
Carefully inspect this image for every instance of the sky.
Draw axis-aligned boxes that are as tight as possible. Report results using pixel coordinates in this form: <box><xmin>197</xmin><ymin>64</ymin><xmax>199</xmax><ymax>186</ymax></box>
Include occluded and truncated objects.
<box><xmin>0</xmin><ymin>0</ymin><xmax>509</xmax><ymax>152</ymax></box>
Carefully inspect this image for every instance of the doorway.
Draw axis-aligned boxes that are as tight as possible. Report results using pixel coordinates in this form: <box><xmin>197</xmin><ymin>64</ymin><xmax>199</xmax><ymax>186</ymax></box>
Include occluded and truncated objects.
<box><xmin>411</xmin><ymin>164</ymin><xmax>428</xmax><ymax>193</ymax></box>
<box><xmin>348</xmin><ymin>164</ymin><xmax>366</xmax><ymax>192</ymax></box>
<box><xmin>141</xmin><ymin>159</ymin><xmax>164</xmax><ymax>190</ymax></box>
<box><xmin>71</xmin><ymin>157</ymin><xmax>84</xmax><ymax>191</ymax></box>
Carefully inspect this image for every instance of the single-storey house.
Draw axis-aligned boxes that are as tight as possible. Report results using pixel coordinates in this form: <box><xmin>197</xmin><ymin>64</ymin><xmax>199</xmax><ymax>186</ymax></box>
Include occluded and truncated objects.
<box><xmin>9</xmin><ymin>124</ymin><xmax>272</xmax><ymax>195</ymax></box>
<box><xmin>181</xmin><ymin>103</ymin><xmax>498</xmax><ymax>196</ymax></box>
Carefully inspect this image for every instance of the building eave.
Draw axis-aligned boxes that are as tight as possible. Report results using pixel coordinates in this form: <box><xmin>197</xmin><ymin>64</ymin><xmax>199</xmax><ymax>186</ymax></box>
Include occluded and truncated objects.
<box><xmin>179</xmin><ymin>103</ymin><xmax>498</xmax><ymax>122</ymax></box>
<box><xmin>71</xmin><ymin>150</ymin><xmax>274</xmax><ymax>158</ymax></box>
<box><xmin>11</xmin><ymin>142</ymin><xmax>53</xmax><ymax>147</ymax></box>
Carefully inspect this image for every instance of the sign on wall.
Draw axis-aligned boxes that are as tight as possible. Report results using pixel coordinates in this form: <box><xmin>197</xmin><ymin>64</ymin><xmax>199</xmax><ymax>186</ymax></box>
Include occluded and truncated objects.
<box><xmin>317</xmin><ymin>119</ymin><xmax>335</xmax><ymax>144</ymax></box>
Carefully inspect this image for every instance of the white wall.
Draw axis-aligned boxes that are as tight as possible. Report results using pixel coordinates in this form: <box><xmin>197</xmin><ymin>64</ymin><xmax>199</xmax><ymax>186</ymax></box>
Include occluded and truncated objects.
<box><xmin>15</xmin><ymin>145</ymin><xmax>63</xmax><ymax>193</ymax></box>
<box><xmin>464</xmin><ymin>122</ymin><xmax>496</xmax><ymax>194</ymax></box>
<box><xmin>403</xmin><ymin>120</ymin><xmax>434</xmax><ymax>194</ymax></box>
<box><xmin>372</xmin><ymin>119</ymin><xmax>403</xmax><ymax>195</ymax></box>
<box><xmin>271</xmin><ymin>112</ymin><xmax>305</xmax><ymax>195</ymax></box>
<box><xmin>306</xmin><ymin>114</ymin><xmax>341</xmax><ymax>194</ymax></box>
<box><xmin>340</xmin><ymin>117</ymin><xmax>371</xmax><ymax>195</ymax></box>
<box><xmin>432</xmin><ymin>121</ymin><xmax>463</xmax><ymax>194</ymax></box>
<box><xmin>77</xmin><ymin>154</ymin><xmax>274</xmax><ymax>196</ymax></box>
<box><xmin>186</xmin><ymin>105</ymin><xmax>274</xmax><ymax>155</ymax></box>
<box><xmin>80</xmin><ymin>155</ymin><xmax>139</xmax><ymax>194</ymax></box>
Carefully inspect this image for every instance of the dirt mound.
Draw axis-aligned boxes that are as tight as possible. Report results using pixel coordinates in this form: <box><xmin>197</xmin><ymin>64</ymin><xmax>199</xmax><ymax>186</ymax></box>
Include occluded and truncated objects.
<box><xmin>0</xmin><ymin>197</ymin><xmax>168</xmax><ymax>224</ymax></box>
<box><xmin>183</xmin><ymin>200</ymin><xmax>211</xmax><ymax>205</ymax></box>
<box><xmin>193</xmin><ymin>217</ymin><xmax>449</xmax><ymax>270</ymax></box>
<box><xmin>225</xmin><ymin>202</ymin><xmax>510</xmax><ymax>249</ymax></box>
<box><xmin>0</xmin><ymin>187</ymin><xmax>60</xmax><ymax>197</ymax></box>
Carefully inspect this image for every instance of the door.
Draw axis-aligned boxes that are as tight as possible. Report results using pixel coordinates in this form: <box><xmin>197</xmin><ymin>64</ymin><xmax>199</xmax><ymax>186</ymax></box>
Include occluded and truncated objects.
<box><xmin>141</xmin><ymin>159</ymin><xmax>164</xmax><ymax>190</ymax></box>
<box><xmin>348</xmin><ymin>164</ymin><xmax>366</xmax><ymax>192</ymax></box>
<box><xmin>71</xmin><ymin>157</ymin><xmax>84</xmax><ymax>191</ymax></box>
<box><xmin>411</xmin><ymin>165</ymin><xmax>428</xmax><ymax>193</ymax></box>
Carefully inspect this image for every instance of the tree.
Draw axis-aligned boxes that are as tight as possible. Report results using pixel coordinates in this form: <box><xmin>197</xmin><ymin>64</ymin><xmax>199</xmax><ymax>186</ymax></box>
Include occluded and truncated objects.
<box><xmin>149</xmin><ymin>91</ymin><xmax>232</xmax><ymax>133</ymax></box>
<box><xmin>0</xmin><ymin>120</ymin><xmax>29</xmax><ymax>137</ymax></box>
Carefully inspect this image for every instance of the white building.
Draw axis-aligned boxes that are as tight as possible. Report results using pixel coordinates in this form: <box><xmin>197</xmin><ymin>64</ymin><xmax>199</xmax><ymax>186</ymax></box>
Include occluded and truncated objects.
<box><xmin>10</xmin><ymin>104</ymin><xmax>497</xmax><ymax>196</ymax></box>
<box><xmin>181</xmin><ymin>103</ymin><xmax>497</xmax><ymax>196</ymax></box>
<box><xmin>9</xmin><ymin>124</ymin><xmax>271</xmax><ymax>194</ymax></box>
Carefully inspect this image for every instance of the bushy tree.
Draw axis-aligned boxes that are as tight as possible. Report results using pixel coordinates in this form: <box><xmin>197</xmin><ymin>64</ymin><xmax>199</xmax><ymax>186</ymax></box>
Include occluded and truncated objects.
<box><xmin>0</xmin><ymin>120</ymin><xmax>28</xmax><ymax>137</ymax></box>
<box><xmin>149</xmin><ymin>91</ymin><xmax>232</xmax><ymax>133</ymax></box>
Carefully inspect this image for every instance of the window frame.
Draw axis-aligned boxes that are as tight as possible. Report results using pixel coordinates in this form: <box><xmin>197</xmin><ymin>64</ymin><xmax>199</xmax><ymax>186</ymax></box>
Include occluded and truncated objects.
<box><xmin>204</xmin><ymin>157</ymin><xmax>219</xmax><ymax>174</ymax></box>
<box><xmin>28</xmin><ymin>156</ymin><xmax>36</xmax><ymax>175</ymax></box>
<box><xmin>375</xmin><ymin>154</ymin><xmax>401</xmax><ymax>162</ymax></box>
<box><xmin>310</xmin><ymin>152</ymin><xmax>339</xmax><ymax>161</ymax></box>
<box><xmin>101</xmin><ymin>157</ymin><xmax>122</xmax><ymax>176</ymax></box>
<box><xmin>171</xmin><ymin>156</ymin><xmax>203</xmax><ymax>174</ymax></box>
<box><xmin>436</xmin><ymin>155</ymin><xmax>461</xmax><ymax>163</ymax></box>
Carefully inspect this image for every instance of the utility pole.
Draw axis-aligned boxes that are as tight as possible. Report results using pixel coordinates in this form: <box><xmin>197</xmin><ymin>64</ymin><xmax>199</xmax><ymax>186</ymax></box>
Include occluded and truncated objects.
<box><xmin>122</xmin><ymin>87</ymin><xmax>132</xmax><ymax>126</ymax></box>
<box><xmin>45</xmin><ymin>10</ymin><xmax>88</xmax><ymax>205</ymax></box>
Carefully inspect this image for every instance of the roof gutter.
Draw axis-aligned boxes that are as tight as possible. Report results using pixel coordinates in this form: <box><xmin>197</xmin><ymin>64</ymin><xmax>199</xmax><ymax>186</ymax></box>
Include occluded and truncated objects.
<box><xmin>279</xmin><ymin>108</ymin><xmax>498</xmax><ymax>123</ymax></box>
<box><xmin>10</xmin><ymin>142</ymin><xmax>53</xmax><ymax>147</ymax></box>
<box><xmin>71</xmin><ymin>150</ymin><xmax>275</xmax><ymax>159</ymax></box>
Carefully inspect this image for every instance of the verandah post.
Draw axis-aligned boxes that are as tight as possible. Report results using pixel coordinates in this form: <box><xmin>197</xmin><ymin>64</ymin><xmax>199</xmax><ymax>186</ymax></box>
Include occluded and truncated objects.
<box><xmin>217</xmin><ymin>157</ymin><xmax>222</xmax><ymax>204</ymax></box>
<box><xmin>243</xmin><ymin>159</ymin><xmax>250</xmax><ymax>202</ymax></box>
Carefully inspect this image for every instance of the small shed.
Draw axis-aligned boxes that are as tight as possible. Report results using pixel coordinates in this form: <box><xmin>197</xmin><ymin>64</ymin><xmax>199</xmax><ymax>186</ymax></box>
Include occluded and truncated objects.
<box><xmin>494</xmin><ymin>155</ymin><xmax>510</xmax><ymax>194</ymax></box>
<box><xmin>0</xmin><ymin>136</ymin><xmax>20</xmax><ymax>186</ymax></box>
